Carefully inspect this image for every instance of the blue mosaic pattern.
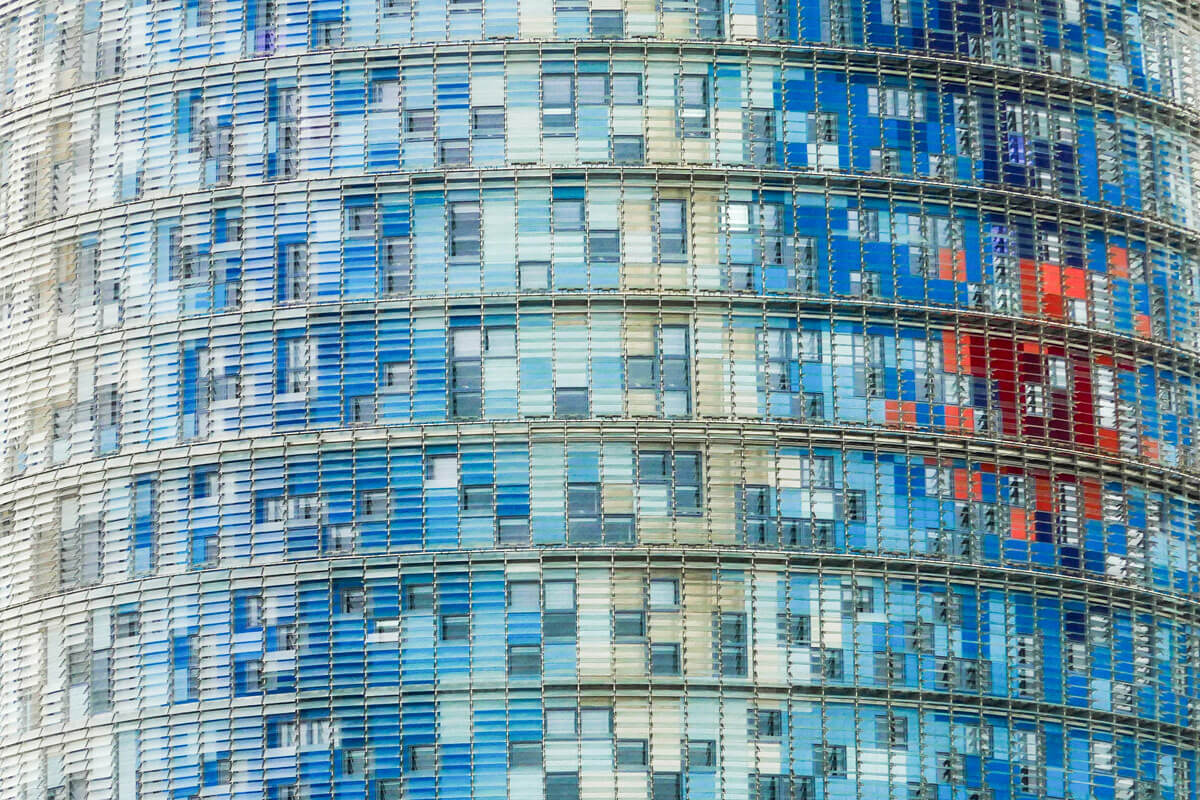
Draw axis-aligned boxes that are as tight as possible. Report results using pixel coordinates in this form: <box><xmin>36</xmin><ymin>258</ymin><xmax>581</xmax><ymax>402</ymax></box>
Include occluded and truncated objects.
<box><xmin>0</xmin><ymin>0</ymin><xmax>1198</xmax><ymax>798</ymax></box>
<box><xmin>0</xmin><ymin>52</ymin><xmax>1196</xmax><ymax>234</ymax></box>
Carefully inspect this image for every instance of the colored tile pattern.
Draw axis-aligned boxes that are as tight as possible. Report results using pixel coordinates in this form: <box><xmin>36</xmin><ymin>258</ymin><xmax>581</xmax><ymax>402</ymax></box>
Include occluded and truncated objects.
<box><xmin>0</xmin><ymin>0</ymin><xmax>1198</xmax><ymax>799</ymax></box>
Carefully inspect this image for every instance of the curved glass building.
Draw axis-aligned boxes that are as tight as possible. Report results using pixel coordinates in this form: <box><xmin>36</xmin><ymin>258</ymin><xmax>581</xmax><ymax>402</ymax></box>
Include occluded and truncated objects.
<box><xmin>1</xmin><ymin>0</ymin><xmax>1199</xmax><ymax>799</ymax></box>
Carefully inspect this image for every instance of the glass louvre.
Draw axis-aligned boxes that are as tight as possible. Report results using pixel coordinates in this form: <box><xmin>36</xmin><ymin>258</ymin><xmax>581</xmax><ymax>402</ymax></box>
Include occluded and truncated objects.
<box><xmin>3</xmin><ymin>0</ymin><xmax>1200</xmax><ymax>798</ymax></box>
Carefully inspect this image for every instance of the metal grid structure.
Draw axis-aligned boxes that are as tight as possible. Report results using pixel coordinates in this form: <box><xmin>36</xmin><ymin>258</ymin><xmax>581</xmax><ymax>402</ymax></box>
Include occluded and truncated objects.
<box><xmin>0</xmin><ymin>1</ymin><xmax>1198</xmax><ymax>800</ymax></box>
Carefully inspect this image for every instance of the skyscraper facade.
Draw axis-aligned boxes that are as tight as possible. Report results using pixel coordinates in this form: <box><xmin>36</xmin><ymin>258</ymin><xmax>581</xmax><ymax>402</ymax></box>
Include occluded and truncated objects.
<box><xmin>0</xmin><ymin>1</ymin><xmax>1198</xmax><ymax>799</ymax></box>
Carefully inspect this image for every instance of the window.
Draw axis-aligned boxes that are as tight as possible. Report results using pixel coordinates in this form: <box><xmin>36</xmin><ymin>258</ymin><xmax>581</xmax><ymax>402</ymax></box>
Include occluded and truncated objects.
<box><xmin>613</xmin><ymin>74</ymin><xmax>643</xmax><ymax>104</ymax></box>
<box><xmin>543</xmin><ymin>581</ymin><xmax>577</xmax><ymax>639</ymax></box>
<box><xmin>642</xmin><ymin>325</ymin><xmax>691</xmax><ymax>417</ymax></box>
<box><xmin>1093</xmin><ymin>738</ymin><xmax>1115</xmax><ymax>772</ymax></box>
<box><xmin>346</xmin><ymin>205</ymin><xmax>375</xmax><ymax>235</ymax></box>
<box><xmin>267</xmin><ymin>85</ymin><xmax>299</xmax><ymax>177</ymax></box>
<box><xmin>450</xmin><ymin>327</ymin><xmax>482</xmax><ymax>418</ymax></box>
<box><xmin>187</xmin><ymin>0</ymin><xmax>212</xmax><ymax>25</ymax></box>
<box><xmin>288</xmin><ymin>494</ymin><xmax>321</xmax><ymax>525</ymax></box>
<box><xmin>238</xmin><ymin>658</ymin><xmax>263</xmax><ymax>694</ymax></box>
<box><xmin>67</xmin><ymin>647</ymin><xmax>89</xmax><ymax>692</ymax></box>
<box><xmin>755</xmin><ymin>775</ymin><xmax>789</xmax><ymax>800</ymax></box>
<box><xmin>876</xmin><ymin>715</ymin><xmax>909</xmax><ymax>749</ymax></box>
<box><xmin>843</xmin><ymin>490</ymin><xmax>867</xmax><ymax>522</ymax></box>
<box><xmin>206</xmin><ymin>756</ymin><xmax>232</xmax><ymax>786</ymax></box>
<box><xmin>779</xmin><ymin>613</ymin><xmax>810</xmax><ymax>645</ymax></box>
<box><xmin>543</xmin><ymin>75</ymin><xmax>575</xmax><ymax>132</ymax></box>
<box><xmin>498</xmin><ymin>517</ymin><xmax>531</xmax><ymax>546</ymax></box>
<box><xmin>340</xmin><ymin>585</ymin><xmax>365</xmax><ymax>615</ymax></box>
<box><xmin>376</xmin><ymin>779</ymin><xmax>402</xmax><ymax>800</ymax></box>
<box><xmin>277</xmin><ymin>622</ymin><xmax>300</xmax><ymax>651</ymax></box>
<box><xmin>580</xmin><ymin>708</ymin><xmax>612</xmax><ymax>738</ymax></box>
<box><xmin>814</xmin><ymin>111</ymin><xmax>838</xmax><ymax>144</ymax></box>
<box><xmin>589</xmin><ymin>229</ymin><xmax>621</xmax><ymax>266</ymax></box>
<box><xmin>803</xmin><ymin>392</ymin><xmax>825</xmax><ymax>420</ymax></box>
<box><xmin>509</xmin><ymin>742</ymin><xmax>542</xmax><ymax>767</ymax></box>
<box><xmin>268</xmin><ymin>716</ymin><xmax>298</xmax><ymax>748</ymax></box>
<box><xmin>764</xmin><ymin>330</ymin><xmax>797</xmax><ymax>396</ymax></box>
<box><xmin>1026</xmin><ymin>380</ymin><xmax>1055</xmax><ymax>421</ymax></box>
<box><xmin>567</xmin><ymin>483</ymin><xmax>601</xmax><ymax>542</ymax></box>
<box><xmin>326</xmin><ymin>525</ymin><xmax>353</xmax><ymax>553</ymax></box>
<box><xmin>192</xmin><ymin>465</ymin><xmax>220</xmax><ymax>496</ymax></box>
<box><xmin>1048</xmin><ymin>357</ymin><xmax>1069</xmax><ymax>389</ymax></box>
<box><xmin>405</xmin><ymin>583</ymin><xmax>434</xmax><ymax>611</ymax></box>
<box><xmin>57</xmin><ymin>496</ymin><xmax>90</xmax><ymax>585</ymax></box>
<box><xmin>358</xmin><ymin>490</ymin><xmax>387</xmax><ymax>519</ymax></box>
<box><xmin>817</xmin><ymin>648</ymin><xmax>845</xmax><ymax>679</ymax></box>
<box><xmin>933</xmin><ymin>593</ymin><xmax>963</xmax><ymax>625</ymax></box>
<box><xmin>852</xmin><ymin>209</ymin><xmax>880</xmax><ymax>243</ymax></box>
<box><xmin>485</xmin><ymin>326</ymin><xmax>516</xmax><ymax>357</ymax></box>
<box><xmin>659</xmin><ymin>200</ymin><xmax>688</xmax><ymax>261</ymax></box>
<box><xmin>313</xmin><ymin>19</ymin><xmax>342</xmax><ymax>47</ymax></box>
<box><xmin>717</xmin><ymin>612</ymin><xmax>748</xmax><ymax>676</ymax></box>
<box><xmin>556</xmin><ymin>388</ymin><xmax>590</xmax><ymax>419</ymax></box>
<box><xmin>639</xmin><ymin>451</ymin><xmax>702</xmax><ymax>514</ymax></box>
<box><xmin>114</xmin><ymin>609</ymin><xmax>139</xmax><ymax>639</ymax></box>
<box><xmin>649</xmin><ymin>578</ymin><xmax>679</xmax><ymax>609</ymax></box>
<box><xmin>688</xmin><ymin>740</ymin><xmax>716</xmax><ymax>767</ymax></box>
<box><xmin>615</xmin><ymin>610</ymin><xmax>646</xmax><ymax>639</ymax></box>
<box><xmin>257</xmin><ymin>495</ymin><xmax>285</xmax><ymax>524</ymax></box>
<box><xmin>381</xmin><ymin>361</ymin><xmax>412</xmax><ymax>393</ymax></box>
<box><xmin>281</xmin><ymin>242</ymin><xmax>307</xmax><ymax>301</ymax></box>
<box><xmin>903</xmin><ymin>621</ymin><xmax>933</xmax><ymax>654</ymax></box>
<box><xmin>761</xmin><ymin>203</ymin><xmax>786</xmax><ymax>266</ymax></box>
<box><xmin>371</xmin><ymin>79</ymin><xmax>400</xmax><ymax>107</ymax></box>
<box><xmin>241</xmin><ymin>593</ymin><xmax>265</xmax><ymax>629</ymax></box>
<box><xmin>408</xmin><ymin>744</ymin><xmax>436</xmax><ymax>772</ymax></box>
<box><xmin>440</xmin><ymin>614</ymin><xmax>469</xmax><ymax>641</ymax></box>
<box><xmin>546</xmin><ymin>773</ymin><xmax>580</xmax><ymax>800</ymax></box>
<box><xmin>553</xmin><ymin>199</ymin><xmax>584</xmax><ymax>232</ymax></box>
<box><xmin>450</xmin><ymin>202</ymin><xmax>481</xmax><ymax>258</ymax></box>
<box><xmin>508</xmin><ymin>581</ymin><xmax>540</xmax><ymax>610</ymax></box>
<box><xmin>175</xmin><ymin>243</ymin><xmax>204</xmax><ymax>286</ymax></box>
<box><xmin>798</xmin><ymin>329</ymin><xmax>822</xmax><ymax>361</ymax></box>
<box><xmin>653</xmin><ymin>772</ymin><xmax>682</xmax><ymax>800</ymax></box>
<box><xmin>696</xmin><ymin>0</ymin><xmax>723</xmax><ymax>35</ymax></box>
<box><xmin>875</xmin><ymin>651</ymin><xmax>906</xmax><ymax>682</ymax></box>
<box><xmin>321</xmin><ymin>751</ymin><xmax>355</xmax><ymax>782</ymax></box>
<box><xmin>405</xmin><ymin>109</ymin><xmax>435</xmax><ymax>139</ymax></box>
<box><xmin>806</xmin><ymin>456</ymin><xmax>834</xmax><ymax>488</ymax></box>
<box><xmin>613</xmin><ymin>135</ymin><xmax>645</xmax><ymax>164</ymax></box>
<box><xmin>678</xmin><ymin>75</ymin><xmax>710</xmax><ymax>136</ymax></box>
<box><xmin>96</xmin><ymin>384</ymin><xmax>121</xmax><ymax>440</ymax></box>
<box><xmin>1013</xmin><ymin>634</ymin><xmax>1040</xmax><ymax>696</ymax></box>
<box><xmin>650</xmin><ymin>643</ymin><xmax>681</xmax><ymax>675</ymax></box>
<box><xmin>577</xmin><ymin>75</ymin><xmax>610</xmax><ymax>105</ymax></box>
<box><xmin>508</xmin><ymin>644</ymin><xmax>541</xmax><ymax>676</ymax></box>
<box><xmin>546</xmin><ymin>708</ymin><xmax>578</xmax><ymax>738</ymax></box>
<box><xmin>591</xmin><ymin>9</ymin><xmax>623</xmax><ymax>35</ymax></box>
<box><xmin>616</xmin><ymin>739</ymin><xmax>648</xmax><ymax>768</ymax></box>
<box><xmin>816</xmin><ymin>745</ymin><xmax>848</xmax><ymax>778</ymax></box>
<box><xmin>742</xmin><ymin>485</ymin><xmax>774</xmax><ymax>544</ymax></box>
<box><xmin>604</xmin><ymin>516</ymin><xmax>635</xmax><ymax>545</ymax></box>
<box><xmin>755</xmin><ymin>709</ymin><xmax>782</xmax><ymax>737</ymax></box>
<box><xmin>935</xmin><ymin>657</ymin><xmax>986</xmax><ymax>691</ymax></box>
<box><xmin>472</xmin><ymin>107</ymin><xmax>504</xmax><ymax>138</ymax></box>
<box><xmin>626</xmin><ymin>354</ymin><xmax>656</xmax><ymax>389</ymax></box>
<box><xmin>749</xmin><ymin>109</ymin><xmax>777</xmax><ymax>165</ymax></box>
<box><xmin>520</xmin><ymin>261</ymin><xmax>551</xmax><ymax>290</ymax></box>
<box><xmin>440</xmin><ymin>139</ymin><xmax>469</xmax><ymax>165</ymax></box>
<box><xmin>281</xmin><ymin>336</ymin><xmax>310</xmax><ymax>395</ymax></box>
<box><xmin>461</xmin><ymin>485</ymin><xmax>493</xmax><ymax>516</ymax></box>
